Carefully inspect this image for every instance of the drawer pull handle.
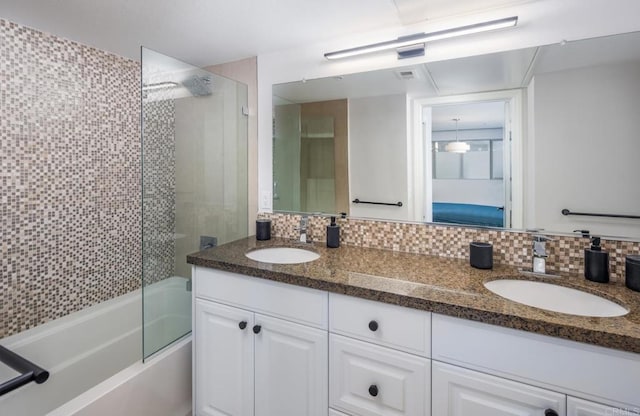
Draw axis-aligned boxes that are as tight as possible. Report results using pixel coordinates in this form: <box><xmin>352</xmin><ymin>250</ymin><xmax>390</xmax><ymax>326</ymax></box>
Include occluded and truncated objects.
<box><xmin>368</xmin><ymin>320</ymin><xmax>379</xmax><ymax>332</ymax></box>
<box><xmin>368</xmin><ymin>384</ymin><xmax>379</xmax><ymax>397</ymax></box>
<box><xmin>238</xmin><ymin>321</ymin><xmax>247</xmax><ymax>330</ymax></box>
<box><xmin>252</xmin><ymin>325</ymin><xmax>262</xmax><ymax>334</ymax></box>
<box><xmin>544</xmin><ymin>410</ymin><xmax>558</xmax><ymax>416</ymax></box>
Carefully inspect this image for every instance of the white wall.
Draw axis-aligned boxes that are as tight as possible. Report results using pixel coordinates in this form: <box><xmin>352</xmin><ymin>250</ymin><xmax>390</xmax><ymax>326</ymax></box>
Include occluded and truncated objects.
<box><xmin>433</xmin><ymin>128</ymin><xmax>503</xmax><ymax>141</ymax></box>
<box><xmin>207</xmin><ymin>57</ymin><xmax>258</xmax><ymax>235</ymax></box>
<box><xmin>530</xmin><ymin>60</ymin><xmax>640</xmax><ymax>238</ymax></box>
<box><xmin>257</xmin><ymin>0</ymin><xmax>640</xmax><ymax>213</ymax></box>
<box><xmin>349</xmin><ymin>94</ymin><xmax>409</xmax><ymax>220</ymax></box>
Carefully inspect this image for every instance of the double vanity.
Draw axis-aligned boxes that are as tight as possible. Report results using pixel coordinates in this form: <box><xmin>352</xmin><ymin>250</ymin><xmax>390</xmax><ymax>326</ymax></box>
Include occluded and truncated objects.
<box><xmin>187</xmin><ymin>237</ymin><xmax>640</xmax><ymax>416</ymax></box>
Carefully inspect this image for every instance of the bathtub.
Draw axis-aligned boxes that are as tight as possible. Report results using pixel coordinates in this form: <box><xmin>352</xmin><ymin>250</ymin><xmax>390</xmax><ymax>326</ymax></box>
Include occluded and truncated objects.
<box><xmin>0</xmin><ymin>276</ymin><xmax>191</xmax><ymax>416</ymax></box>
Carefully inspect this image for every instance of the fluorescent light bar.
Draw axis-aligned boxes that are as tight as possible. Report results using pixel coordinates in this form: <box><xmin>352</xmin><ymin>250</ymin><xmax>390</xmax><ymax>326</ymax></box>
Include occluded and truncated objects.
<box><xmin>324</xmin><ymin>16</ymin><xmax>518</xmax><ymax>60</ymax></box>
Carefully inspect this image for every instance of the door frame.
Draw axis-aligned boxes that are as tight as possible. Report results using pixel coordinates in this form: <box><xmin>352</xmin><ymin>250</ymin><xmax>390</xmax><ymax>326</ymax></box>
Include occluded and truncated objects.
<box><xmin>411</xmin><ymin>89</ymin><xmax>524</xmax><ymax>228</ymax></box>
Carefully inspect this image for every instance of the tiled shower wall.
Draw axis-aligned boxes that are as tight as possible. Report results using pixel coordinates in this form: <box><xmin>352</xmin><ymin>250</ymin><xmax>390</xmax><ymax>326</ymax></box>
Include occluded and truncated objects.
<box><xmin>0</xmin><ymin>19</ymin><xmax>142</xmax><ymax>338</ymax></box>
<box><xmin>265</xmin><ymin>212</ymin><xmax>640</xmax><ymax>283</ymax></box>
<box><xmin>142</xmin><ymin>99</ymin><xmax>176</xmax><ymax>287</ymax></box>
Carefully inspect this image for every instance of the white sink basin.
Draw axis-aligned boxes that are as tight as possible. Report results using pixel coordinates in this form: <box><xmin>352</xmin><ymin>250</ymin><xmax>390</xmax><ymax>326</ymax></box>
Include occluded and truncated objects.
<box><xmin>245</xmin><ymin>247</ymin><xmax>320</xmax><ymax>264</ymax></box>
<box><xmin>484</xmin><ymin>279</ymin><xmax>628</xmax><ymax>317</ymax></box>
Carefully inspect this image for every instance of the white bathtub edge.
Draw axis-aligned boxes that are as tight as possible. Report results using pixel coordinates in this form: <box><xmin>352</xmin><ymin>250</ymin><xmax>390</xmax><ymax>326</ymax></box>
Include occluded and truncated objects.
<box><xmin>47</xmin><ymin>336</ymin><xmax>192</xmax><ymax>416</ymax></box>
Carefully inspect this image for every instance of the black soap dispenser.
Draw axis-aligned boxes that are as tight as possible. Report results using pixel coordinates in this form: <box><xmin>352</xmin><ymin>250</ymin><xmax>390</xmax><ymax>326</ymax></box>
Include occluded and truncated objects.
<box><xmin>585</xmin><ymin>237</ymin><xmax>609</xmax><ymax>283</ymax></box>
<box><xmin>326</xmin><ymin>216</ymin><xmax>340</xmax><ymax>248</ymax></box>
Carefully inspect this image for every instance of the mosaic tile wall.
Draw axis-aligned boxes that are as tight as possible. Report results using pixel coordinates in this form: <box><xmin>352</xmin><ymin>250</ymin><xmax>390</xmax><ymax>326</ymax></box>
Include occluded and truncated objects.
<box><xmin>265</xmin><ymin>213</ymin><xmax>640</xmax><ymax>283</ymax></box>
<box><xmin>142</xmin><ymin>99</ymin><xmax>176</xmax><ymax>287</ymax></box>
<box><xmin>0</xmin><ymin>19</ymin><xmax>141</xmax><ymax>338</ymax></box>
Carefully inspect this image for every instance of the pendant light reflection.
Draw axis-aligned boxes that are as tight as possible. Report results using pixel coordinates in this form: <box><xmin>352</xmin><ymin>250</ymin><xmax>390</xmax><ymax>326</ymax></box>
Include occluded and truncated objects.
<box><xmin>445</xmin><ymin>118</ymin><xmax>470</xmax><ymax>153</ymax></box>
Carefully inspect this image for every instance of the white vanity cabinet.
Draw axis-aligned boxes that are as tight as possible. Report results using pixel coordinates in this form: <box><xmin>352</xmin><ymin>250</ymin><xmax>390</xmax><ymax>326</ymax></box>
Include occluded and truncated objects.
<box><xmin>193</xmin><ymin>267</ymin><xmax>328</xmax><ymax>416</ymax></box>
<box><xmin>192</xmin><ymin>265</ymin><xmax>640</xmax><ymax>416</ymax></box>
<box><xmin>432</xmin><ymin>314</ymin><xmax>640</xmax><ymax>415</ymax></box>
<box><xmin>432</xmin><ymin>361</ymin><xmax>565</xmax><ymax>415</ymax></box>
<box><xmin>567</xmin><ymin>397</ymin><xmax>640</xmax><ymax>416</ymax></box>
<box><xmin>328</xmin><ymin>294</ymin><xmax>431</xmax><ymax>416</ymax></box>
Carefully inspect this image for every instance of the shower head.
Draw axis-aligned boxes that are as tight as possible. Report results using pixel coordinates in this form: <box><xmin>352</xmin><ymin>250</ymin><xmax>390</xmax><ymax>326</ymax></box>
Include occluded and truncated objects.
<box><xmin>182</xmin><ymin>75</ymin><xmax>212</xmax><ymax>96</ymax></box>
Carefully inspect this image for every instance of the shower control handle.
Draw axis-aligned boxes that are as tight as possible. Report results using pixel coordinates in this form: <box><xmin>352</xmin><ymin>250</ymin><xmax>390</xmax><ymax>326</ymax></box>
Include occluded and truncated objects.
<box><xmin>238</xmin><ymin>321</ymin><xmax>247</xmax><ymax>330</ymax></box>
<box><xmin>253</xmin><ymin>325</ymin><xmax>262</xmax><ymax>334</ymax></box>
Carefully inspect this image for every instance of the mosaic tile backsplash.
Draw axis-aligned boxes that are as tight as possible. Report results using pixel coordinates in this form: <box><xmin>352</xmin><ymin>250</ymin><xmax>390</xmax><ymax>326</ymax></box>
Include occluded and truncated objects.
<box><xmin>0</xmin><ymin>19</ymin><xmax>141</xmax><ymax>338</ymax></box>
<box><xmin>265</xmin><ymin>213</ymin><xmax>640</xmax><ymax>283</ymax></box>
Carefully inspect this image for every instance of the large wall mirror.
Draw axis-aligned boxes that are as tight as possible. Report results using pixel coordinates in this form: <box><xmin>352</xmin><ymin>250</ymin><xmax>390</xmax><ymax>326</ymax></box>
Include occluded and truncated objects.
<box><xmin>272</xmin><ymin>31</ymin><xmax>640</xmax><ymax>240</ymax></box>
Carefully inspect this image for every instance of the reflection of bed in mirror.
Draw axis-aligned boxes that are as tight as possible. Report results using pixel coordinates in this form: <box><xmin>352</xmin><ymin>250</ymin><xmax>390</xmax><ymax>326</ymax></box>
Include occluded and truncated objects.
<box><xmin>432</xmin><ymin>202</ymin><xmax>504</xmax><ymax>227</ymax></box>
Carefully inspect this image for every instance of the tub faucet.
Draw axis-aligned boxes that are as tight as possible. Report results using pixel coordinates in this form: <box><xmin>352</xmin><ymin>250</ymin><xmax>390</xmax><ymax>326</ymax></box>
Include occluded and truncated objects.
<box><xmin>532</xmin><ymin>234</ymin><xmax>553</xmax><ymax>274</ymax></box>
<box><xmin>296</xmin><ymin>216</ymin><xmax>310</xmax><ymax>243</ymax></box>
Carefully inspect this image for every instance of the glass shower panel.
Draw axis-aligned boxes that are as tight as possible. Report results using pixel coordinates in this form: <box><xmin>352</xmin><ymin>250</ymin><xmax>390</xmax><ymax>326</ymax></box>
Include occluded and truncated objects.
<box><xmin>141</xmin><ymin>48</ymin><xmax>248</xmax><ymax>359</ymax></box>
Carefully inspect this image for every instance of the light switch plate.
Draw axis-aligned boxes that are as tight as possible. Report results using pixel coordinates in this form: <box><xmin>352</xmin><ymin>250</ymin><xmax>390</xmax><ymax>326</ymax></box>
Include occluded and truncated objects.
<box><xmin>261</xmin><ymin>190</ymin><xmax>272</xmax><ymax>209</ymax></box>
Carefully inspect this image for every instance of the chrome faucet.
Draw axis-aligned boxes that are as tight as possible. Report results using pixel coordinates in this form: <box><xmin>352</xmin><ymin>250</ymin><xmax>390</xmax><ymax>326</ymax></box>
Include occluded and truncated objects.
<box><xmin>532</xmin><ymin>234</ymin><xmax>552</xmax><ymax>274</ymax></box>
<box><xmin>296</xmin><ymin>215</ymin><xmax>310</xmax><ymax>243</ymax></box>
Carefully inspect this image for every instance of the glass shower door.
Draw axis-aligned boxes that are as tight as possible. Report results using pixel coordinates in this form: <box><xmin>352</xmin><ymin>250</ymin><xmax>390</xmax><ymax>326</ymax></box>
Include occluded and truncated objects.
<box><xmin>141</xmin><ymin>48</ymin><xmax>248</xmax><ymax>359</ymax></box>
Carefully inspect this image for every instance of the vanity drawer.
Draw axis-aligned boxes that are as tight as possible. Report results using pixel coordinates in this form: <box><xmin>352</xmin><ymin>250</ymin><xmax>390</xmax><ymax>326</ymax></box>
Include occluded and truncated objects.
<box><xmin>432</xmin><ymin>313</ymin><xmax>640</xmax><ymax>408</ymax></box>
<box><xmin>329</xmin><ymin>293</ymin><xmax>430</xmax><ymax>357</ymax></box>
<box><xmin>329</xmin><ymin>334</ymin><xmax>430</xmax><ymax>416</ymax></box>
<box><xmin>193</xmin><ymin>267</ymin><xmax>328</xmax><ymax>329</ymax></box>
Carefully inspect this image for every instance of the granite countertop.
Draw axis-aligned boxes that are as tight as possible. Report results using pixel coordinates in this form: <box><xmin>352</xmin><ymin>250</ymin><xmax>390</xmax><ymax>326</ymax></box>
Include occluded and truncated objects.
<box><xmin>187</xmin><ymin>237</ymin><xmax>640</xmax><ymax>354</ymax></box>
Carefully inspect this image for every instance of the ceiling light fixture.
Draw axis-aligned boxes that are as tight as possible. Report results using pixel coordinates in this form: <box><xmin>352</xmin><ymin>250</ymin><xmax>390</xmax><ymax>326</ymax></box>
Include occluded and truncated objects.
<box><xmin>445</xmin><ymin>118</ymin><xmax>470</xmax><ymax>153</ymax></box>
<box><xmin>324</xmin><ymin>16</ymin><xmax>518</xmax><ymax>60</ymax></box>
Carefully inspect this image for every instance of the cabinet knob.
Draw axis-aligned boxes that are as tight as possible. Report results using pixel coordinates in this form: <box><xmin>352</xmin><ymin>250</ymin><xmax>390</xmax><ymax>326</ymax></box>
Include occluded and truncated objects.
<box><xmin>238</xmin><ymin>321</ymin><xmax>247</xmax><ymax>330</ymax></box>
<box><xmin>544</xmin><ymin>410</ymin><xmax>558</xmax><ymax>416</ymax></box>
<box><xmin>368</xmin><ymin>320</ymin><xmax>379</xmax><ymax>332</ymax></box>
<box><xmin>252</xmin><ymin>325</ymin><xmax>262</xmax><ymax>334</ymax></box>
<box><xmin>368</xmin><ymin>384</ymin><xmax>378</xmax><ymax>397</ymax></box>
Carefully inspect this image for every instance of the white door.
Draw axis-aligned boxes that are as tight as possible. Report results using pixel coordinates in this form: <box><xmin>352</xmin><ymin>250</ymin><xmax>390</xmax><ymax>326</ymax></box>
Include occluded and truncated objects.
<box><xmin>567</xmin><ymin>396</ymin><xmax>639</xmax><ymax>416</ymax></box>
<box><xmin>432</xmin><ymin>361</ymin><xmax>566</xmax><ymax>416</ymax></box>
<box><xmin>195</xmin><ymin>300</ymin><xmax>254</xmax><ymax>416</ymax></box>
<box><xmin>254</xmin><ymin>313</ymin><xmax>328</xmax><ymax>416</ymax></box>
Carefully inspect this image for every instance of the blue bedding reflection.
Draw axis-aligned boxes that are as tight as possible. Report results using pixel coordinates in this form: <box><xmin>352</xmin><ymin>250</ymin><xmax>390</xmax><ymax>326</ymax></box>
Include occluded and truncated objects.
<box><xmin>433</xmin><ymin>202</ymin><xmax>504</xmax><ymax>227</ymax></box>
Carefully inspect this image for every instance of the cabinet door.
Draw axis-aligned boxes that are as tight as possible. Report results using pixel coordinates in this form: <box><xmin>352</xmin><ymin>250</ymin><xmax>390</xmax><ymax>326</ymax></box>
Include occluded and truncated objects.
<box><xmin>195</xmin><ymin>300</ymin><xmax>254</xmax><ymax>416</ymax></box>
<box><xmin>432</xmin><ymin>361</ymin><xmax>565</xmax><ymax>416</ymax></box>
<box><xmin>254</xmin><ymin>314</ymin><xmax>328</xmax><ymax>416</ymax></box>
<box><xmin>568</xmin><ymin>396</ymin><xmax>640</xmax><ymax>415</ymax></box>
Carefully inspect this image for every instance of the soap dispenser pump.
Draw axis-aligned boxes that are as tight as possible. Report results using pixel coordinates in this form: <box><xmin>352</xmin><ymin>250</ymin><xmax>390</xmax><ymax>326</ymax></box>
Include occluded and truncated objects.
<box><xmin>585</xmin><ymin>236</ymin><xmax>609</xmax><ymax>283</ymax></box>
<box><xmin>326</xmin><ymin>216</ymin><xmax>340</xmax><ymax>248</ymax></box>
